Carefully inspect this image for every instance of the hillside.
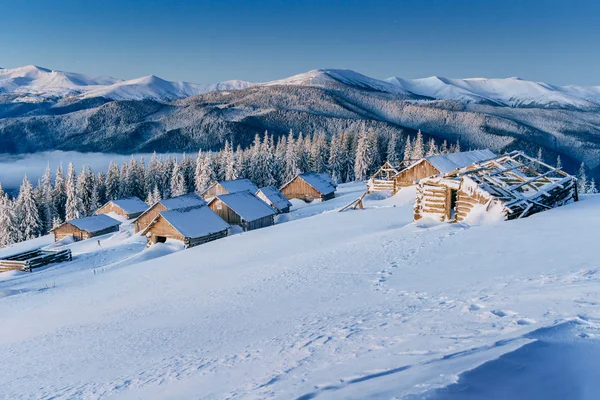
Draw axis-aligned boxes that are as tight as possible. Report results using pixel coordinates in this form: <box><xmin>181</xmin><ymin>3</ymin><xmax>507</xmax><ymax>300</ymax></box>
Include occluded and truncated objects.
<box><xmin>0</xmin><ymin>186</ymin><xmax>599</xmax><ymax>399</ymax></box>
<box><xmin>1</xmin><ymin>67</ymin><xmax>600</xmax><ymax>178</ymax></box>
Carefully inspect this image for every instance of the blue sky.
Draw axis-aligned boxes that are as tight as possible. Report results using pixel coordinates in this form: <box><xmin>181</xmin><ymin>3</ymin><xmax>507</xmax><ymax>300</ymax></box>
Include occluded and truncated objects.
<box><xmin>0</xmin><ymin>0</ymin><xmax>598</xmax><ymax>85</ymax></box>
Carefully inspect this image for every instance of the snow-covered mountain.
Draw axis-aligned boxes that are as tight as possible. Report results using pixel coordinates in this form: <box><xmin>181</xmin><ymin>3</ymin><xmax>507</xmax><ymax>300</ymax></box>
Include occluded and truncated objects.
<box><xmin>3</xmin><ymin>65</ymin><xmax>600</xmax><ymax>109</ymax></box>
<box><xmin>385</xmin><ymin>75</ymin><xmax>600</xmax><ymax>109</ymax></box>
<box><xmin>0</xmin><ymin>65</ymin><xmax>253</xmax><ymax>102</ymax></box>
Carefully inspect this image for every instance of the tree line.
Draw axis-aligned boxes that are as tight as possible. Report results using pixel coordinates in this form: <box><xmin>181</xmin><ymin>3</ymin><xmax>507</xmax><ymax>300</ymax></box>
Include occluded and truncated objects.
<box><xmin>0</xmin><ymin>127</ymin><xmax>595</xmax><ymax>248</ymax></box>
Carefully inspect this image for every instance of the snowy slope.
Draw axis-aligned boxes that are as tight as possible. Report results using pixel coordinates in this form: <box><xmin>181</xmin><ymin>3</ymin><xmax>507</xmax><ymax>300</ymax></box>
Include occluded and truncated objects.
<box><xmin>0</xmin><ymin>184</ymin><xmax>599</xmax><ymax>399</ymax></box>
<box><xmin>386</xmin><ymin>76</ymin><xmax>600</xmax><ymax>109</ymax></box>
<box><xmin>0</xmin><ymin>65</ymin><xmax>253</xmax><ymax>102</ymax></box>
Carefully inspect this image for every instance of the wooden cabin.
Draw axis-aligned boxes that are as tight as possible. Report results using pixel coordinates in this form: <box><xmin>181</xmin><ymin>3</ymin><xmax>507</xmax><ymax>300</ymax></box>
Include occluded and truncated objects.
<box><xmin>208</xmin><ymin>191</ymin><xmax>276</xmax><ymax>231</ymax></box>
<box><xmin>95</xmin><ymin>197</ymin><xmax>148</xmax><ymax>220</ymax></box>
<box><xmin>141</xmin><ymin>205</ymin><xmax>230</xmax><ymax>249</ymax></box>
<box><xmin>280</xmin><ymin>172</ymin><xmax>336</xmax><ymax>202</ymax></box>
<box><xmin>51</xmin><ymin>214</ymin><xmax>121</xmax><ymax>242</ymax></box>
<box><xmin>256</xmin><ymin>186</ymin><xmax>292</xmax><ymax>214</ymax></box>
<box><xmin>414</xmin><ymin>151</ymin><xmax>577</xmax><ymax>222</ymax></box>
<box><xmin>133</xmin><ymin>193</ymin><xmax>206</xmax><ymax>233</ymax></box>
<box><xmin>368</xmin><ymin>161</ymin><xmax>399</xmax><ymax>192</ymax></box>
<box><xmin>201</xmin><ymin>178</ymin><xmax>259</xmax><ymax>199</ymax></box>
<box><xmin>393</xmin><ymin>149</ymin><xmax>496</xmax><ymax>193</ymax></box>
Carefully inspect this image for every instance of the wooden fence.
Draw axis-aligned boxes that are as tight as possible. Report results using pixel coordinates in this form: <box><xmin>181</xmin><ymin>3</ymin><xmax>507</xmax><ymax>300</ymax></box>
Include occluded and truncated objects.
<box><xmin>0</xmin><ymin>248</ymin><xmax>72</xmax><ymax>272</ymax></box>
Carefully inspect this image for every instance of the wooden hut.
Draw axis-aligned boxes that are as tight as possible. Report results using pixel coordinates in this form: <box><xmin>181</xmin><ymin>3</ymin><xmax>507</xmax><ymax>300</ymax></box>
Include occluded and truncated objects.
<box><xmin>368</xmin><ymin>161</ymin><xmax>399</xmax><ymax>192</ymax></box>
<box><xmin>208</xmin><ymin>191</ymin><xmax>276</xmax><ymax>231</ymax></box>
<box><xmin>280</xmin><ymin>172</ymin><xmax>336</xmax><ymax>202</ymax></box>
<box><xmin>133</xmin><ymin>193</ymin><xmax>206</xmax><ymax>233</ymax></box>
<box><xmin>202</xmin><ymin>178</ymin><xmax>259</xmax><ymax>199</ymax></box>
<box><xmin>141</xmin><ymin>205</ymin><xmax>230</xmax><ymax>248</ymax></box>
<box><xmin>95</xmin><ymin>197</ymin><xmax>148</xmax><ymax>220</ymax></box>
<box><xmin>256</xmin><ymin>186</ymin><xmax>292</xmax><ymax>214</ymax></box>
<box><xmin>393</xmin><ymin>149</ymin><xmax>496</xmax><ymax>193</ymax></box>
<box><xmin>414</xmin><ymin>151</ymin><xmax>577</xmax><ymax>222</ymax></box>
<box><xmin>51</xmin><ymin>214</ymin><xmax>121</xmax><ymax>242</ymax></box>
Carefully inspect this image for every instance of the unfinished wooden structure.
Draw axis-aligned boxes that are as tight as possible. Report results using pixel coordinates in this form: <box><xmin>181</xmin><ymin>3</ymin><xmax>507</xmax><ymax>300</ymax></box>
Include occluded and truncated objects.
<box><xmin>202</xmin><ymin>178</ymin><xmax>259</xmax><ymax>199</ymax></box>
<box><xmin>133</xmin><ymin>193</ymin><xmax>206</xmax><ymax>233</ymax></box>
<box><xmin>141</xmin><ymin>205</ymin><xmax>230</xmax><ymax>249</ymax></box>
<box><xmin>368</xmin><ymin>161</ymin><xmax>399</xmax><ymax>192</ymax></box>
<box><xmin>414</xmin><ymin>151</ymin><xmax>577</xmax><ymax>222</ymax></box>
<box><xmin>0</xmin><ymin>248</ymin><xmax>72</xmax><ymax>272</ymax></box>
<box><xmin>256</xmin><ymin>186</ymin><xmax>292</xmax><ymax>214</ymax></box>
<box><xmin>208</xmin><ymin>191</ymin><xmax>276</xmax><ymax>232</ymax></box>
<box><xmin>95</xmin><ymin>197</ymin><xmax>148</xmax><ymax>220</ymax></box>
<box><xmin>393</xmin><ymin>149</ymin><xmax>496</xmax><ymax>193</ymax></box>
<box><xmin>51</xmin><ymin>214</ymin><xmax>122</xmax><ymax>242</ymax></box>
<box><xmin>280</xmin><ymin>172</ymin><xmax>336</xmax><ymax>202</ymax></box>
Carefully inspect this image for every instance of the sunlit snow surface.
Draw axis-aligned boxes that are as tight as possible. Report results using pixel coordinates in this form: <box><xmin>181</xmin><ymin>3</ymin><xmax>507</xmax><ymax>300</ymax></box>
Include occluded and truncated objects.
<box><xmin>0</xmin><ymin>183</ymin><xmax>599</xmax><ymax>399</ymax></box>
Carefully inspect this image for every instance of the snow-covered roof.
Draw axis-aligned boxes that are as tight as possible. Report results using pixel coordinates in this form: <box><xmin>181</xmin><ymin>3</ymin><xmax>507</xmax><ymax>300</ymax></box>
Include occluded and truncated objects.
<box><xmin>159</xmin><ymin>206</ymin><xmax>230</xmax><ymax>238</ymax></box>
<box><xmin>108</xmin><ymin>197</ymin><xmax>148</xmax><ymax>214</ymax></box>
<box><xmin>296</xmin><ymin>172</ymin><xmax>336</xmax><ymax>195</ymax></box>
<box><xmin>219</xmin><ymin>178</ymin><xmax>259</xmax><ymax>194</ymax></box>
<box><xmin>257</xmin><ymin>186</ymin><xmax>292</xmax><ymax>210</ymax></box>
<box><xmin>425</xmin><ymin>149</ymin><xmax>496</xmax><ymax>174</ymax></box>
<box><xmin>159</xmin><ymin>193</ymin><xmax>206</xmax><ymax>210</ymax></box>
<box><xmin>213</xmin><ymin>191</ymin><xmax>277</xmax><ymax>221</ymax></box>
<box><xmin>67</xmin><ymin>214</ymin><xmax>121</xmax><ymax>233</ymax></box>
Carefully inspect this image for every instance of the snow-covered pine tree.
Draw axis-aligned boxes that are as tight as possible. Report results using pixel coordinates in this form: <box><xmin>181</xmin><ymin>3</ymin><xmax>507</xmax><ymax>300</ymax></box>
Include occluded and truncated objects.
<box><xmin>367</xmin><ymin>128</ymin><xmax>381</xmax><ymax>174</ymax></box>
<box><xmin>402</xmin><ymin>136</ymin><xmax>413</xmax><ymax>164</ymax></box>
<box><xmin>311</xmin><ymin>132</ymin><xmax>329</xmax><ymax>173</ymax></box>
<box><xmin>328</xmin><ymin>133</ymin><xmax>344</xmax><ymax>184</ymax></box>
<box><xmin>577</xmin><ymin>162</ymin><xmax>588</xmax><ymax>194</ymax></box>
<box><xmin>65</xmin><ymin>162</ymin><xmax>82</xmax><ymax>221</ymax></box>
<box><xmin>273</xmin><ymin>137</ymin><xmax>286</xmax><ymax>186</ymax></box>
<box><xmin>261</xmin><ymin>133</ymin><xmax>277</xmax><ymax>187</ymax></box>
<box><xmin>222</xmin><ymin>140</ymin><xmax>237</xmax><ymax>181</ymax></box>
<box><xmin>52</xmin><ymin>164</ymin><xmax>67</xmax><ymax>222</ymax></box>
<box><xmin>454</xmin><ymin>139</ymin><xmax>461</xmax><ymax>153</ymax></box>
<box><xmin>127</xmin><ymin>157</ymin><xmax>144</xmax><ymax>200</ymax></box>
<box><xmin>16</xmin><ymin>175</ymin><xmax>42</xmax><ymax>241</ymax></box>
<box><xmin>296</xmin><ymin>132</ymin><xmax>310</xmax><ymax>174</ymax></box>
<box><xmin>194</xmin><ymin>151</ymin><xmax>213</xmax><ymax>194</ymax></box>
<box><xmin>146</xmin><ymin>185</ymin><xmax>162</xmax><ymax>206</ymax></box>
<box><xmin>426</xmin><ymin>138</ymin><xmax>438</xmax><ymax>157</ymax></box>
<box><xmin>76</xmin><ymin>165</ymin><xmax>94</xmax><ymax>216</ymax></box>
<box><xmin>537</xmin><ymin>148</ymin><xmax>543</xmax><ymax>161</ymax></box>
<box><xmin>440</xmin><ymin>140</ymin><xmax>448</xmax><ymax>155</ymax></box>
<box><xmin>588</xmin><ymin>178</ymin><xmax>598</xmax><ymax>195</ymax></box>
<box><xmin>179</xmin><ymin>153</ymin><xmax>196</xmax><ymax>193</ymax></box>
<box><xmin>40</xmin><ymin>165</ymin><xmax>55</xmax><ymax>233</ymax></box>
<box><xmin>412</xmin><ymin>130</ymin><xmax>424</xmax><ymax>160</ymax></box>
<box><xmin>386</xmin><ymin>132</ymin><xmax>398</xmax><ymax>163</ymax></box>
<box><xmin>96</xmin><ymin>172</ymin><xmax>107</xmax><ymax>206</ymax></box>
<box><xmin>105</xmin><ymin>161</ymin><xmax>120</xmax><ymax>201</ymax></box>
<box><xmin>341</xmin><ymin>131</ymin><xmax>354</xmax><ymax>182</ymax></box>
<box><xmin>160</xmin><ymin>156</ymin><xmax>174</xmax><ymax>199</ymax></box>
<box><xmin>170</xmin><ymin>160</ymin><xmax>187</xmax><ymax>197</ymax></box>
<box><xmin>0</xmin><ymin>191</ymin><xmax>17</xmax><ymax>247</ymax></box>
<box><xmin>119</xmin><ymin>162</ymin><xmax>130</xmax><ymax>198</ymax></box>
<box><xmin>556</xmin><ymin>155</ymin><xmax>563</xmax><ymax>170</ymax></box>
<box><xmin>354</xmin><ymin>126</ymin><xmax>370</xmax><ymax>181</ymax></box>
<box><xmin>284</xmin><ymin>130</ymin><xmax>300</xmax><ymax>181</ymax></box>
<box><xmin>146</xmin><ymin>152</ymin><xmax>160</xmax><ymax>197</ymax></box>
<box><xmin>89</xmin><ymin>176</ymin><xmax>101</xmax><ymax>213</ymax></box>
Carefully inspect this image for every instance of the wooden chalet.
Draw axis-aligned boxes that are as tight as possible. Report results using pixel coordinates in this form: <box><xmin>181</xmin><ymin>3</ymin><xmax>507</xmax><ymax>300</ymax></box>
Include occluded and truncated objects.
<box><xmin>368</xmin><ymin>161</ymin><xmax>400</xmax><ymax>192</ymax></box>
<box><xmin>256</xmin><ymin>186</ymin><xmax>292</xmax><ymax>214</ymax></box>
<box><xmin>202</xmin><ymin>178</ymin><xmax>259</xmax><ymax>199</ymax></box>
<box><xmin>208</xmin><ymin>191</ymin><xmax>276</xmax><ymax>231</ymax></box>
<box><xmin>51</xmin><ymin>214</ymin><xmax>122</xmax><ymax>242</ymax></box>
<box><xmin>414</xmin><ymin>151</ymin><xmax>577</xmax><ymax>223</ymax></box>
<box><xmin>280</xmin><ymin>172</ymin><xmax>336</xmax><ymax>202</ymax></box>
<box><xmin>95</xmin><ymin>197</ymin><xmax>148</xmax><ymax>220</ymax></box>
<box><xmin>141</xmin><ymin>205</ymin><xmax>230</xmax><ymax>249</ymax></box>
<box><xmin>393</xmin><ymin>149</ymin><xmax>496</xmax><ymax>193</ymax></box>
<box><xmin>133</xmin><ymin>193</ymin><xmax>206</xmax><ymax>233</ymax></box>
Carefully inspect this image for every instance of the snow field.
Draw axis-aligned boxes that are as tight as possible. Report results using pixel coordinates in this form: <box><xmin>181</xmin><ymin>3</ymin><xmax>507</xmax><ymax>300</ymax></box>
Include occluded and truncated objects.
<box><xmin>0</xmin><ymin>186</ymin><xmax>598</xmax><ymax>399</ymax></box>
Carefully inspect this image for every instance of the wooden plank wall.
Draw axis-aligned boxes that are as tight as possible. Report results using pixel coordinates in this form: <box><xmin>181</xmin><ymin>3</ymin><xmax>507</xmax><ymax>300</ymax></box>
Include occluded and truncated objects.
<box><xmin>209</xmin><ymin>199</ymin><xmax>242</xmax><ymax>226</ymax></box>
<box><xmin>280</xmin><ymin>178</ymin><xmax>322</xmax><ymax>201</ymax></box>
<box><xmin>393</xmin><ymin>160</ymin><xmax>440</xmax><ymax>193</ymax></box>
<box><xmin>134</xmin><ymin>203</ymin><xmax>167</xmax><ymax>233</ymax></box>
<box><xmin>95</xmin><ymin>202</ymin><xmax>128</xmax><ymax>219</ymax></box>
<box><xmin>203</xmin><ymin>183</ymin><xmax>229</xmax><ymax>199</ymax></box>
<box><xmin>145</xmin><ymin>217</ymin><xmax>185</xmax><ymax>242</ymax></box>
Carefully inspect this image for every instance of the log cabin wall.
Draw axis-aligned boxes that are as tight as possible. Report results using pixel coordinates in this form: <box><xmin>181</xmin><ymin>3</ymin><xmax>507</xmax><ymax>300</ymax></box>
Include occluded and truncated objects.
<box><xmin>95</xmin><ymin>203</ymin><xmax>128</xmax><ymax>218</ymax></box>
<box><xmin>144</xmin><ymin>217</ymin><xmax>185</xmax><ymax>242</ymax></box>
<box><xmin>209</xmin><ymin>199</ymin><xmax>242</xmax><ymax>226</ymax></box>
<box><xmin>203</xmin><ymin>183</ymin><xmax>228</xmax><ymax>199</ymax></box>
<box><xmin>393</xmin><ymin>160</ymin><xmax>441</xmax><ymax>193</ymax></box>
<box><xmin>53</xmin><ymin>224</ymin><xmax>119</xmax><ymax>242</ymax></box>
<box><xmin>134</xmin><ymin>203</ymin><xmax>167</xmax><ymax>233</ymax></box>
<box><xmin>414</xmin><ymin>182</ymin><xmax>451</xmax><ymax>221</ymax></box>
<box><xmin>280</xmin><ymin>177</ymin><xmax>322</xmax><ymax>201</ymax></box>
<box><xmin>246</xmin><ymin>215</ymin><xmax>275</xmax><ymax>231</ymax></box>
